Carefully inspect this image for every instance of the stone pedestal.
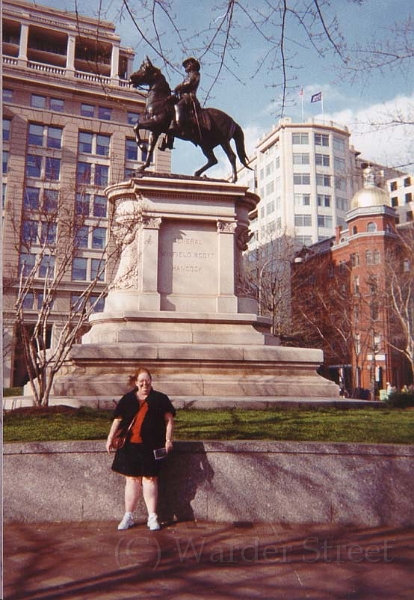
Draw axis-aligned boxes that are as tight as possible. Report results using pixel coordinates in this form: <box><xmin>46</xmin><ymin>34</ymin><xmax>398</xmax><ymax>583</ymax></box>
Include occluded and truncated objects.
<box><xmin>53</xmin><ymin>174</ymin><xmax>338</xmax><ymax>401</ymax></box>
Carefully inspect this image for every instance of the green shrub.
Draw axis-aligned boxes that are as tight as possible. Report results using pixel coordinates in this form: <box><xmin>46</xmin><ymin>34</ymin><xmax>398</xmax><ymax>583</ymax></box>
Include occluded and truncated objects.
<box><xmin>385</xmin><ymin>392</ymin><xmax>414</xmax><ymax>408</ymax></box>
<box><xmin>3</xmin><ymin>387</ymin><xmax>23</xmax><ymax>397</ymax></box>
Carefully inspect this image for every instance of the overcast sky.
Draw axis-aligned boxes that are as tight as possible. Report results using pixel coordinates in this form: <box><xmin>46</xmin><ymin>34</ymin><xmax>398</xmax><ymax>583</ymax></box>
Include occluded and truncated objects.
<box><xmin>41</xmin><ymin>0</ymin><xmax>414</xmax><ymax>179</ymax></box>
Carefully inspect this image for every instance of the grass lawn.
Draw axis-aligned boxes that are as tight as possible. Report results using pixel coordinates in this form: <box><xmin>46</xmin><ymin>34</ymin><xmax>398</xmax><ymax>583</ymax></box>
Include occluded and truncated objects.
<box><xmin>3</xmin><ymin>405</ymin><xmax>414</xmax><ymax>445</ymax></box>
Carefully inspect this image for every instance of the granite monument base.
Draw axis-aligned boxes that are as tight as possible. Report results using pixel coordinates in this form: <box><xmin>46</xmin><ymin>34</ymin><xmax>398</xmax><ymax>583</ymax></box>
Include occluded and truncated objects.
<box><xmin>51</xmin><ymin>174</ymin><xmax>338</xmax><ymax>401</ymax></box>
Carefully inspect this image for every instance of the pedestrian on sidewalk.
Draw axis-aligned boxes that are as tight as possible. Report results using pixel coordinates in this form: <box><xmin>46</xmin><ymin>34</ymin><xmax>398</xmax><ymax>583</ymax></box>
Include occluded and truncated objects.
<box><xmin>106</xmin><ymin>367</ymin><xmax>175</xmax><ymax>531</ymax></box>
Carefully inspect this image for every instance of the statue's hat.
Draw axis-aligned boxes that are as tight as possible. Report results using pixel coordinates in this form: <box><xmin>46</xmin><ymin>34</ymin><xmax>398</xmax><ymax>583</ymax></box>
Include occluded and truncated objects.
<box><xmin>183</xmin><ymin>57</ymin><xmax>200</xmax><ymax>71</ymax></box>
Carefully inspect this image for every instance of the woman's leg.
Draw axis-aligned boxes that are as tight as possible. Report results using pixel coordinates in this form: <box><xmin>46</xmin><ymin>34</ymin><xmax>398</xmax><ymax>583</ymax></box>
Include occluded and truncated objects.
<box><xmin>142</xmin><ymin>476</ymin><xmax>158</xmax><ymax>514</ymax></box>
<box><xmin>125</xmin><ymin>476</ymin><xmax>142</xmax><ymax>512</ymax></box>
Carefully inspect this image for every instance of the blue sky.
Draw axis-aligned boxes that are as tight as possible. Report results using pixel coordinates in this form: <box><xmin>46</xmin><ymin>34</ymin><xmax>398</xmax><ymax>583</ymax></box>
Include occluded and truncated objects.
<box><xmin>40</xmin><ymin>0</ymin><xmax>414</xmax><ymax>178</ymax></box>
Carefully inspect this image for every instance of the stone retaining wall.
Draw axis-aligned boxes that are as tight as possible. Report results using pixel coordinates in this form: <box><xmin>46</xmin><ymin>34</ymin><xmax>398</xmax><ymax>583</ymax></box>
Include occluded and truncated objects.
<box><xmin>4</xmin><ymin>441</ymin><xmax>413</xmax><ymax>526</ymax></box>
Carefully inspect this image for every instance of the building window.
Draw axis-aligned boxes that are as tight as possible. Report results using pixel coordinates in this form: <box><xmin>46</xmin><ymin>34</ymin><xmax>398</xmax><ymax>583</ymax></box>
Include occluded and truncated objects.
<box><xmin>350</xmin><ymin>253</ymin><xmax>360</xmax><ymax>267</ymax></box>
<box><xmin>336</xmin><ymin>197</ymin><xmax>347</xmax><ymax>211</ymax></box>
<box><xmin>45</xmin><ymin>157</ymin><xmax>60</xmax><ymax>180</ymax></box>
<box><xmin>24</xmin><ymin>187</ymin><xmax>40</xmax><ymax>210</ymax></box>
<box><xmin>317</xmin><ymin>215</ymin><xmax>332</xmax><ymax>228</ymax></box>
<box><xmin>92</xmin><ymin>227</ymin><xmax>106</xmax><ymax>249</ymax></box>
<box><xmin>3</xmin><ymin>119</ymin><xmax>11</xmax><ymax>142</ymax></box>
<box><xmin>373</xmin><ymin>250</ymin><xmax>381</xmax><ymax>265</ymax></box>
<box><xmin>334</xmin><ymin>157</ymin><xmax>346</xmax><ymax>172</ymax></box>
<box><xmin>44</xmin><ymin>190</ymin><xmax>58</xmax><ymax>211</ymax></box>
<box><xmin>19</xmin><ymin>253</ymin><xmax>36</xmax><ymax>276</ymax></box>
<box><xmin>3</xmin><ymin>151</ymin><xmax>9</xmax><ymax>174</ymax></box>
<box><xmin>95</xmin><ymin>164</ymin><xmax>109</xmax><ymax>187</ymax></box>
<box><xmin>75</xmin><ymin>226</ymin><xmax>89</xmax><ymax>248</ymax></box>
<box><xmin>405</xmin><ymin>192</ymin><xmax>412</xmax><ymax>204</ymax></box>
<box><xmin>81</xmin><ymin>103</ymin><xmax>94</xmax><ymax>118</ymax></box>
<box><xmin>91</xmin><ymin>258</ymin><xmax>105</xmax><ymax>281</ymax></box>
<box><xmin>72</xmin><ymin>257</ymin><xmax>87</xmax><ymax>280</ymax></box>
<box><xmin>335</xmin><ymin>176</ymin><xmax>347</xmax><ymax>191</ymax></box>
<box><xmin>316</xmin><ymin>174</ymin><xmax>331</xmax><ymax>187</ymax></box>
<box><xmin>295</xmin><ymin>214</ymin><xmax>312</xmax><ymax>226</ymax></box>
<box><xmin>367</xmin><ymin>222</ymin><xmax>377</xmax><ymax>232</ymax></box>
<box><xmin>31</xmin><ymin>94</ymin><xmax>46</xmax><ymax>109</ymax></box>
<box><xmin>78</xmin><ymin>132</ymin><xmax>93</xmax><ymax>153</ymax></box>
<box><xmin>28</xmin><ymin>124</ymin><xmax>62</xmax><ymax>149</ymax></box>
<box><xmin>3</xmin><ymin>89</ymin><xmax>13</xmax><ymax>102</ymax></box>
<box><xmin>77</xmin><ymin>162</ymin><xmax>92</xmax><ymax>185</ymax></box>
<box><xmin>76</xmin><ymin>193</ymin><xmax>90</xmax><ymax>215</ymax></box>
<box><xmin>265</xmin><ymin>181</ymin><xmax>274</xmax><ymax>195</ymax></box>
<box><xmin>292</xmin><ymin>133</ymin><xmax>309</xmax><ymax>144</ymax></box>
<box><xmin>294</xmin><ymin>193</ymin><xmax>311</xmax><ymax>206</ymax></box>
<box><xmin>127</xmin><ymin>112</ymin><xmax>139</xmax><ymax>125</ymax></box>
<box><xmin>390</xmin><ymin>181</ymin><xmax>398</xmax><ymax>191</ymax></box>
<box><xmin>22</xmin><ymin>292</ymin><xmax>34</xmax><ymax>310</ymax></box>
<box><xmin>293</xmin><ymin>173</ymin><xmax>310</xmax><ymax>185</ymax></box>
<box><xmin>353</xmin><ymin>275</ymin><xmax>360</xmax><ymax>294</ymax></box>
<box><xmin>40</xmin><ymin>222</ymin><xmax>57</xmax><ymax>245</ymax></box>
<box><xmin>98</xmin><ymin>106</ymin><xmax>112</xmax><ymax>121</ymax></box>
<box><xmin>39</xmin><ymin>255</ymin><xmax>55</xmax><ymax>278</ymax></box>
<box><xmin>78</xmin><ymin>132</ymin><xmax>110</xmax><ymax>156</ymax></box>
<box><xmin>391</xmin><ymin>196</ymin><xmax>399</xmax><ymax>207</ymax></box>
<box><xmin>403</xmin><ymin>259</ymin><xmax>410</xmax><ymax>272</ymax></box>
<box><xmin>404</xmin><ymin>177</ymin><xmax>411</xmax><ymax>187</ymax></box>
<box><xmin>293</xmin><ymin>153</ymin><xmax>310</xmax><ymax>165</ymax></box>
<box><xmin>333</xmin><ymin>137</ymin><xmax>345</xmax><ymax>152</ymax></box>
<box><xmin>93</xmin><ymin>195</ymin><xmax>107</xmax><ymax>217</ymax></box>
<box><xmin>317</xmin><ymin>194</ymin><xmax>331</xmax><ymax>207</ymax></box>
<box><xmin>366</xmin><ymin>249</ymin><xmax>373</xmax><ymax>265</ymax></box>
<box><xmin>125</xmin><ymin>139</ymin><xmax>138</xmax><ymax>161</ymax></box>
<box><xmin>266</xmin><ymin>200</ymin><xmax>275</xmax><ymax>215</ymax></box>
<box><xmin>314</xmin><ymin>133</ymin><xmax>329</xmax><ymax>147</ymax></box>
<box><xmin>22</xmin><ymin>220</ymin><xmax>38</xmax><ymax>244</ymax></box>
<box><xmin>26</xmin><ymin>155</ymin><xmax>42</xmax><ymax>178</ymax></box>
<box><xmin>50</xmin><ymin>98</ymin><xmax>64</xmax><ymax>112</ymax></box>
<box><xmin>315</xmin><ymin>153</ymin><xmax>330</xmax><ymax>167</ymax></box>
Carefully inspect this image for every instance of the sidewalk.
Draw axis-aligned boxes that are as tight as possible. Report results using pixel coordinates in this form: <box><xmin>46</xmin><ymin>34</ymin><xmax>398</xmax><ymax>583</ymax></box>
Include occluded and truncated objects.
<box><xmin>4</xmin><ymin>520</ymin><xmax>414</xmax><ymax>599</ymax></box>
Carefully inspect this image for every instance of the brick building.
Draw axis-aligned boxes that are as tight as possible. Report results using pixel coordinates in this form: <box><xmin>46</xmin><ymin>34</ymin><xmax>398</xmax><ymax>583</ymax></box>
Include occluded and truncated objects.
<box><xmin>291</xmin><ymin>167</ymin><xmax>413</xmax><ymax>397</ymax></box>
<box><xmin>2</xmin><ymin>0</ymin><xmax>170</xmax><ymax>387</ymax></box>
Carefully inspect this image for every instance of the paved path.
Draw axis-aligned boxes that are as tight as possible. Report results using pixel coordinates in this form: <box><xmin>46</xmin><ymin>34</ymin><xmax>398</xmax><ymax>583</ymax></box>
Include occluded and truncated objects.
<box><xmin>4</xmin><ymin>520</ymin><xmax>414</xmax><ymax>599</ymax></box>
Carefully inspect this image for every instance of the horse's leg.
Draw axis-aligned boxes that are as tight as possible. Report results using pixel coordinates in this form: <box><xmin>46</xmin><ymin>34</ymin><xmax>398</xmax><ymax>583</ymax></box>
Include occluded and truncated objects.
<box><xmin>133</xmin><ymin>123</ymin><xmax>142</xmax><ymax>146</ymax></box>
<box><xmin>194</xmin><ymin>146</ymin><xmax>218</xmax><ymax>178</ymax></box>
<box><xmin>137</xmin><ymin>131</ymin><xmax>158</xmax><ymax>171</ymax></box>
<box><xmin>221</xmin><ymin>140</ymin><xmax>237</xmax><ymax>183</ymax></box>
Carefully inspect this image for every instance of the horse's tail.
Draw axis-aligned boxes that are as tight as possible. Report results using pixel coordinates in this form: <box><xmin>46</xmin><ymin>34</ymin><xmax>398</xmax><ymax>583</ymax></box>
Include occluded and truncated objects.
<box><xmin>233</xmin><ymin>123</ymin><xmax>252</xmax><ymax>171</ymax></box>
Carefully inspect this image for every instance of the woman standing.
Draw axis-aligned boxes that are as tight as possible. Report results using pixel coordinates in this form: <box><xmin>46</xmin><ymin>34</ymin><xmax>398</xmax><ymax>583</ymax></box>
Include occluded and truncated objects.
<box><xmin>106</xmin><ymin>367</ymin><xmax>175</xmax><ymax>531</ymax></box>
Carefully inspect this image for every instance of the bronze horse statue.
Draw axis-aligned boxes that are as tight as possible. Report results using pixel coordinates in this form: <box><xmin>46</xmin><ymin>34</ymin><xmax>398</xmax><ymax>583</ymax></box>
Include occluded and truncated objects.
<box><xmin>129</xmin><ymin>58</ymin><xmax>251</xmax><ymax>183</ymax></box>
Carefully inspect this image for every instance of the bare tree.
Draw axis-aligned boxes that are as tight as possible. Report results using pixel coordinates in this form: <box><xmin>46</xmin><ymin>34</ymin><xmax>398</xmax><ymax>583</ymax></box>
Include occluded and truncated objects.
<box><xmin>6</xmin><ymin>187</ymin><xmax>136</xmax><ymax>406</ymax></box>
<box><xmin>385</xmin><ymin>224</ymin><xmax>414</xmax><ymax>380</ymax></box>
<box><xmin>80</xmin><ymin>0</ymin><xmax>351</xmax><ymax>113</ymax></box>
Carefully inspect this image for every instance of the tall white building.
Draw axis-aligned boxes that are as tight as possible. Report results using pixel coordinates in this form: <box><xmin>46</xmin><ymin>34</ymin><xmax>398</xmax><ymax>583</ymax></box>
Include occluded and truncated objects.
<box><xmin>237</xmin><ymin>117</ymin><xmax>401</xmax><ymax>251</ymax></box>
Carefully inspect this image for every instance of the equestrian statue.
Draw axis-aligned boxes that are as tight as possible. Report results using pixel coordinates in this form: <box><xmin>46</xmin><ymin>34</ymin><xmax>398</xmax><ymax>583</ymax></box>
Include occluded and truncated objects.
<box><xmin>129</xmin><ymin>57</ymin><xmax>251</xmax><ymax>183</ymax></box>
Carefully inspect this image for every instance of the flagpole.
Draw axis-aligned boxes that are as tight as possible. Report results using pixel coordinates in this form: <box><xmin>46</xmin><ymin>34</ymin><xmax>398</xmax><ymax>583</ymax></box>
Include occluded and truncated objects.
<box><xmin>301</xmin><ymin>91</ymin><xmax>304</xmax><ymax>123</ymax></box>
<box><xmin>321</xmin><ymin>93</ymin><xmax>324</xmax><ymax>123</ymax></box>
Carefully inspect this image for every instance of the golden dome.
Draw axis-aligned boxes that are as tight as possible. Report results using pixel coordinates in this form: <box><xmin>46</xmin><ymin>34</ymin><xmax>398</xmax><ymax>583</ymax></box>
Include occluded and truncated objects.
<box><xmin>350</xmin><ymin>167</ymin><xmax>390</xmax><ymax>209</ymax></box>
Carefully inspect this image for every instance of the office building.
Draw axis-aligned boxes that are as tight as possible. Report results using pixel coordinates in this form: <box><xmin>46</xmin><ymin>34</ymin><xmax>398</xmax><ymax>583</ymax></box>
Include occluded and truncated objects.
<box><xmin>2</xmin><ymin>0</ymin><xmax>170</xmax><ymax>386</ymax></box>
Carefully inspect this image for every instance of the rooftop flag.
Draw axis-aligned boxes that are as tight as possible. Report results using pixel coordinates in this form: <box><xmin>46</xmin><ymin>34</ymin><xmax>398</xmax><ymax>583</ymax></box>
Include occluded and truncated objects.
<box><xmin>311</xmin><ymin>91</ymin><xmax>322</xmax><ymax>103</ymax></box>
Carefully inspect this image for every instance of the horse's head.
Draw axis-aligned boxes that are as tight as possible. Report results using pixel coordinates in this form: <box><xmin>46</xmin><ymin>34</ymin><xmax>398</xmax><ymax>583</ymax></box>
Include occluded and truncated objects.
<box><xmin>130</xmin><ymin>57</ymin><xmax>159</xmax><ymax>88</ymax></box>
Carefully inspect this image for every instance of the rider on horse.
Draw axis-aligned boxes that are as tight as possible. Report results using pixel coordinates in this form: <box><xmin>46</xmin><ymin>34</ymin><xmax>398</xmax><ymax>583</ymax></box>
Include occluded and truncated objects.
<box><xmin>161</xmin><ymin>57</ymin><xmax>201</xmax><ymax>150</ymax></box>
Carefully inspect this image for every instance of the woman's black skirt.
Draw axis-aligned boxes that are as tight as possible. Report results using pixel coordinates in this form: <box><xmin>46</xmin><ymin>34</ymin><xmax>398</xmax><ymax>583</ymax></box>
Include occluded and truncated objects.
<box><xmin>111</xmin><ymin>442</ymin><xmax>162</xmax><ymax>477</ymax></box>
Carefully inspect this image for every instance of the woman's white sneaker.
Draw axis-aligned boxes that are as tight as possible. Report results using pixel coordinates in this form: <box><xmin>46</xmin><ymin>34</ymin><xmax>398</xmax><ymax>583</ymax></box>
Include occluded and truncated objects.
<box><xmin>117</xmin><ymin>512</ymin><xmax>134</xmax><ymax>530</ymax></box>
<box><xmin>147</xmin><ymin>513</ymin><xmax>160</xmax><ymax>531</ymax></box>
